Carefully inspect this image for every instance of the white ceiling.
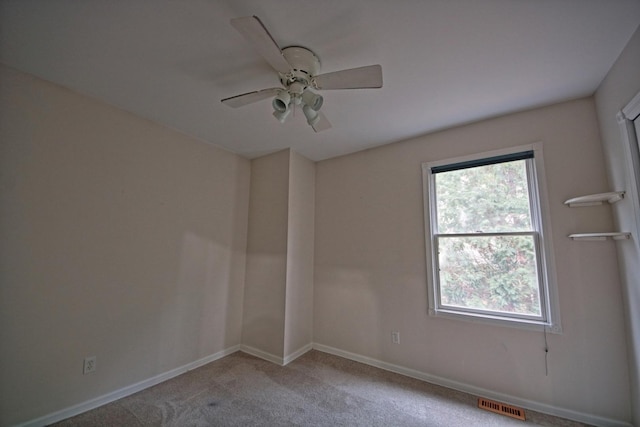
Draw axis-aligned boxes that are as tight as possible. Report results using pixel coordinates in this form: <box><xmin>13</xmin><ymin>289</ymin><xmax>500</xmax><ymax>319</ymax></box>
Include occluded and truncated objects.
<box><xmin>1</xmin><ymin>0</ymin><xmax>639</xmax><ymax>161</ymax></box>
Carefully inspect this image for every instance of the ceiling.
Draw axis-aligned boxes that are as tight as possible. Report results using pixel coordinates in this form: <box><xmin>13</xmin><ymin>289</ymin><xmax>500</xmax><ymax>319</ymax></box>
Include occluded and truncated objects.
<box><xmin>1</xmin><ymin>0</ymin><xmax>639</xmax><ymax>161</ymax></box>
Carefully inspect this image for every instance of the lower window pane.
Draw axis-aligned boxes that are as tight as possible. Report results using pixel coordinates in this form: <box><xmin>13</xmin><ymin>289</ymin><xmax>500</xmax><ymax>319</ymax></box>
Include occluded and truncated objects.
<box><xmin>438</xmin><ymin>235</ymin><xmax>541</xmax><ymax>317</ymax></box>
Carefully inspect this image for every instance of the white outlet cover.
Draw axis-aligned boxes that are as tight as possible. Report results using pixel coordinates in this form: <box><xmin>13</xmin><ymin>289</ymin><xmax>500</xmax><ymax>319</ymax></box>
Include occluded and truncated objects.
<box><xmin>83</xmin><ymin>356</ymin><xmax>96</xmax><ymax>374</ymax></box>
<box><xmin>392</xmin><ymin>332</ymin><xmax>400</xmax><ymax>344</ymax></box>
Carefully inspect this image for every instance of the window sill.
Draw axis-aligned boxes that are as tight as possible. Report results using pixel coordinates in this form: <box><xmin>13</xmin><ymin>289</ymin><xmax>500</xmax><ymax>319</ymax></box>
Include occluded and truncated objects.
<box><xmin>429</xmin><ymin>308</ymin><xmax>562</xmax><ymax>334</ymax></box>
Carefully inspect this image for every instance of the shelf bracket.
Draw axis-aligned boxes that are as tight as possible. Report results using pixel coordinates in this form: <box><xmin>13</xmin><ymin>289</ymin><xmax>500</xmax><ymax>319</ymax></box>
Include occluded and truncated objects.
<box><xmin>568</xmin><ymin>232</ymin><xmax>631</xmax><ymax>241</ymax></box>
<box><xmin>564</xmin><ymin>191</ymin><xmax>625</xmax><ymax>207</ymax></box>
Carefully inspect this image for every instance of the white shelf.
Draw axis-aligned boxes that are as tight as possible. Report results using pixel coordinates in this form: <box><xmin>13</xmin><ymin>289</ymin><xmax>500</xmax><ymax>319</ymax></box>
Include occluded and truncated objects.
<box><xmin>565</xmin><ymin>191</ymin><xmax>631</xmax><ymax>241</ymax></box>
<box><xmin>564</xmin><ymin>191</ymin><xmax>625</xmax><ymax>207</ymax></box>
<box><xmin>568</xmin><ymin>232</ymin><xmax>631</xmax><ymax>241</ymax></box>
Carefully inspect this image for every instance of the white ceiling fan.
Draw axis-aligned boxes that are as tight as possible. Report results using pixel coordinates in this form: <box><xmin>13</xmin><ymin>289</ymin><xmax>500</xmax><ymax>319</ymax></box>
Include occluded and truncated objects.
<box><xmin>221</xmin><ymin>16</ymin><xmax>383</xmax><ymax>132</ymax></box>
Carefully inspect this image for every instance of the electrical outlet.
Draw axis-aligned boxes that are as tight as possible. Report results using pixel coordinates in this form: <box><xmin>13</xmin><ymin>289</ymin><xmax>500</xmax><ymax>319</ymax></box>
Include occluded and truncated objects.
<box><xmin>83</xmin><ymin>356</ymin><xmax>96</xmax><ymax>374</ymax></box>
<box><xmin>392</xmin><ymin>331</ymin><xmax>400</xmax><ymax>344</ymax></box>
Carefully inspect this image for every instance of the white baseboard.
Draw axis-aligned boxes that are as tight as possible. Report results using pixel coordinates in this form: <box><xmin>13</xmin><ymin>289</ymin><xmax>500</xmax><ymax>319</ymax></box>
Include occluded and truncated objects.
<box><xmin>312</xmin><ymin>343</ymin><xmax>631</xmax><ymax>427</ymax></box>
<box><xmin>283</xmin><ymin>343</ymin><xmax>313</xmax><ymax>365</ymax></box>
<box><xmin>239</xmin><ymin>342</ymin><xmax>313</xmax><ymax>366</ymax></box>
<box><xmin>17</xmin><ymin>345</ymin><xmax>241</xmax><ymax>427</ymax></box>
<box><xmin>239</xmin><ymin>344</ymin><xmax>284</xmax><ymax>365</ymax></box>
<box><xmin>16</xmin><ymin>342</ymin><xmax>631</xmax><ymax>427</ymax></box>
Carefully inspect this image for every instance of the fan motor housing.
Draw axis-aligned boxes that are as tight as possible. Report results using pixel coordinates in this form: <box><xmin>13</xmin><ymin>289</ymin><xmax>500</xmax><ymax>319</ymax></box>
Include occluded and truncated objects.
<box><xmin>279</xmin><ymin>46</ymin><xmax>321</xmax><ymax>90</ymax></box>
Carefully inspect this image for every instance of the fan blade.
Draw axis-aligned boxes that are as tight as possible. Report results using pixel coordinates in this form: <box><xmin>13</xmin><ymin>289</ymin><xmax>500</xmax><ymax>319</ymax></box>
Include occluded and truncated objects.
<box><xmin>230</xmin><ymin>16</ymin><xmax>292</xmax><ymax>75</ymax></box>
<box><xmin>313</xmin><ymin>65</ymin><xmax>383</xmax><ymax>90</ymax></box>
<box><xmin>312</xmin><ymin>112</ymin><xmax>332</xmax><ymax>132</ymax></box>
<box><xmin>221</xmin><ymin>88</ymin><xmax>281</xmax><ymax>108</ymax></box>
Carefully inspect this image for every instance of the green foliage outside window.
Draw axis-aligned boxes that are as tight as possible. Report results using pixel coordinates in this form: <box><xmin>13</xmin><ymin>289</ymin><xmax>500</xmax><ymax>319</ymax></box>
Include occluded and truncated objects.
<box><xmin>434</xmin><ymin>160</ymin><xmax>542</xmax><ymax>316</ymax></box>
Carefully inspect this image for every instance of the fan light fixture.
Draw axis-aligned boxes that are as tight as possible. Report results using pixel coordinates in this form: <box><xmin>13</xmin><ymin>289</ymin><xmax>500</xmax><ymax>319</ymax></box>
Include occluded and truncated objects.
<box><xmin>303</xmin><ymin>105</ymin><xmax>320</xmax><ymax>127</ymax></box>
<box><xmin>272</xmin><ymin>90</ymin><xmax>291</xmax><ymax>113</ymax></box>
<box><xmin>221</xmin><ymin>16</ymin><xmax>383</xmax><ymax>133</ymax></box>
<box><xmin>301</xmin><ymin>89</ymin><xmax>323</xmax><ymax>111</ymax></box>
<box><xmin>271</xmin><ymin>89</ymin><xmax>325</xmax><ymax>129</ymax></box>
<box><xmin>273</xmin><ymin>107</ymin><xmax>291</xmax><ymax>123</ymax></box>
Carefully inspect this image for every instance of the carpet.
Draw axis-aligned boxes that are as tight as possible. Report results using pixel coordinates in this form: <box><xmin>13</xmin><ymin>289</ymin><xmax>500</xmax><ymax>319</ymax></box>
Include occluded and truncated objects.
<box><xmin>51</xmin><ymin>350</ymin><xmax>591</xmax><ymax>426</ymax></box>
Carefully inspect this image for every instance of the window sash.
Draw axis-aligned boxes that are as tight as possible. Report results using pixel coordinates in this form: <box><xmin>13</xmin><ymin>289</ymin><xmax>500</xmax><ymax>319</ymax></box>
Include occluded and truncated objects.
<box><xmin>426</xmin><ymin>153</ymin><xmax>553</xmax><ymax>327</ymax></box>
<box><xmin>431</xmin><ymin>150</ymin><xmax>534</xmax><ymax>174</ymax></box>
<box><xmin>435</xmin><ymin>231</ymin><xmax>535</xmax><ymax>238</ymax></box>
<box><xmin>433</xmin><ymin>231</ymin><xmax>547</xmax><ymax>322</ymax></box>
<box><xmin>432</xmin><ymin>157</ymin><xmax>535</xmax><ymax>234</ymax></box>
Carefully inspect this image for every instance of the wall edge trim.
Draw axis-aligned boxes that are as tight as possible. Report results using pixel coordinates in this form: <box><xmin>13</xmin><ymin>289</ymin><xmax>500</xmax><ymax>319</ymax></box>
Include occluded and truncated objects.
<box><xmin>239</xmin><ymin>344</ymin><xmax>284</xmax><ymax>365</ymax></box>
<box><xmin>15</xmin><ymin>342</ymin><xmax>630</xmax><ymax>427</ymax></box>
<box><xmin>15</xmin><ymin>345</ymin><xmax>241</xmax><ymax>427</ymax></box>
<box><xmin>283</xmin><ymin>343</ymin><xmax>314</xmax><ymax>365</ymax></box>
<box><xmin>312</xmin><ymin>343</ymin><xmax>631</xmax><ymax>427</ymax></box>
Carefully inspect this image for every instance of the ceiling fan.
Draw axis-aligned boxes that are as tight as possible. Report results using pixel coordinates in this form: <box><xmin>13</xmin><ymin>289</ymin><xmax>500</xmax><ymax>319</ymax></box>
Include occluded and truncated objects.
<box><xmin>221</xmin><ymin>16</ymin><xmax>383</xmax><ymax>132</ymax></box>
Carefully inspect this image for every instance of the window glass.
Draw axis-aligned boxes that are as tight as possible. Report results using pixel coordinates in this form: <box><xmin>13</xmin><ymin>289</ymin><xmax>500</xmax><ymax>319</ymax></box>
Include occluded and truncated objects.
<box><xmin>435</xmin><ymin>160</ymin><xmax>532</xmax><ymax>234</ymax></box>
<box><xmin>424</xmin><ymin>147</ymin><xmax>559</xmax><ymax>330</ymax></box>
<box><xmin>438</xmin><ymin>234</ymin><xmax>541</xmax><ymax>316</ymax></box>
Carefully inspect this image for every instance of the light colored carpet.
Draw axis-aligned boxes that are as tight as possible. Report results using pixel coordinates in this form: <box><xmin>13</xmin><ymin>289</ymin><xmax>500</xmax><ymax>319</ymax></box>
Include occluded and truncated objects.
<box><xmin>51</xmin><ymin>350</ymin><xmax>592</xmax><ymax>426</ymax></box>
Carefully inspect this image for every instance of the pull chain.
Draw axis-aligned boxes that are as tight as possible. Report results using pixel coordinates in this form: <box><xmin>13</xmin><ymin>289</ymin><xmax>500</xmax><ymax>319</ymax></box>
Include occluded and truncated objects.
<box><xmin>543</xmin><ymin>327</ymin><xmax>549</xmax><ymax>376</ymax></box>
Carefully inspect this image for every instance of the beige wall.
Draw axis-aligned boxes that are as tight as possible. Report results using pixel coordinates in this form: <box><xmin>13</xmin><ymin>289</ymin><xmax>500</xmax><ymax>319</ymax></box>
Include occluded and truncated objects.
<box><xmin>3</xmin><ymin>35</ymin><xmax>637</xmax><ymax>425</ymax></box>
<box><xmin>0</xmin><ymin>65</ymin><xmax>251</xmax><ymax>426</ymax></box>
<box><xmin>242</xmin><ymin>149</ymin><xmax>315</xmax><ymax>362</ymax></box>
<box><xmin>595</xmin><ymin>25</ymin><xmax>640</xmax><ymax>425</ymax></box>
<box><xmin>242</xmin><ymin>150</ymin><xmax>290</xmax><ymax>358</ymax></box>
<box><xmin>284</xmin><ymin>151</ymin><xmax>315</xmax><ymax>359</ymax></box>
<box><xmin>314</xmin><ymin>98</ymin><xmax>631</xmax><ymax>422</ymax></box>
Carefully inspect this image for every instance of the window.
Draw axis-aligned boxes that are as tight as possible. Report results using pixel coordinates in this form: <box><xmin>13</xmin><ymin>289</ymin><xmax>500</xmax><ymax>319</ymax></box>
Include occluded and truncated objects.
<box><xmin>617</xmin><ymin>89</ymin><xmax>640</xmax><ymax>242</ymax></box>
<box><xmin>422</xmin><ymin>144</ymin><xmax>560</xmax><ymax>332</ymax></box>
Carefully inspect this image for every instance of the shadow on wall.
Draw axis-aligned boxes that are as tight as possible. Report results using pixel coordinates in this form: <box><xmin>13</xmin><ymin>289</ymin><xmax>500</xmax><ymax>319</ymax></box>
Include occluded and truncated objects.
<box><xmin>315</xmin><ymin>267</ymin><xmax>383</xmax><ymax>356</ymax></box>
<box><xmin>155</xmin><ymin>232</ymin><xmax>233</xmax><ymax>366</ymax></box>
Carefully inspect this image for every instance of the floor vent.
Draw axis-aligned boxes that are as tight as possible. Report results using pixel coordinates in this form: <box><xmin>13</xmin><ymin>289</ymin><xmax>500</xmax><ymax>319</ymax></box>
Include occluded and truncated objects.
<box><xmin>478</xmin><ymin>397</ymin><xmax>526</xmax><ymax>421</ymax></box>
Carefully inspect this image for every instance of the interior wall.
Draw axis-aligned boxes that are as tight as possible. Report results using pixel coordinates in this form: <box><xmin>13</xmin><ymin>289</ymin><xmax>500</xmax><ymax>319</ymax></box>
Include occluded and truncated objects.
<box><xmin>0</xmin><ymin>65</ymin><xmax>251</xmax><ymax>426</ymax></box>
<box><xmin>242</xmin><ymin>149</ymin><xmax>316</xmax><ymax>362</ymax></box>
<box><xmin>314</xmin><ymin>98</ymin><xmax>631</xmax><ymax>422</ymax></box>
<box><xmin>594</xmin><ymin>24</ymin><xmax>640</xmax><ymax>425</ymax></box>
<box><xmin>242</xmin><ymin>150</ymin><xmax>290</xmax><ymax>358</ymax></box>
<box><xmin>284</xmin><ymin>151</ymin><xmax>315</xmax><ymax>359</ymax></box>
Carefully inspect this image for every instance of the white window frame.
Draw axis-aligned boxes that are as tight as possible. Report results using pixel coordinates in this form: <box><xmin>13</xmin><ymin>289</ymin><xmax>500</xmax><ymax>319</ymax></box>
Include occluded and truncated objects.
<box><xmin>422</xmin><ymin>143</ymin><xmax>562</xmax><ymax>333</ymax></box>
<box><xmin>617</xmin><ymin>90</ymin><xmax>640</xmax><ymax>245</ymax></box>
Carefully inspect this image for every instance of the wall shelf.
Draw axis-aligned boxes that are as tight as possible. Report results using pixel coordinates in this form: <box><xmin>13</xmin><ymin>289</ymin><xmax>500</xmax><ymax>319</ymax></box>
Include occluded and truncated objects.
<box><xmin>565</xmin><ymin>191</ymin><xmax>630</xmax><ymax>241</ymax></box>
<box><xmin>568</xmin><ymin>232</ymin><xmax>631</xmax><ymax>241</ymax></box>
<box><xmin>564</xmin><ymin>191</ymin><xmax>625</xmax><ymax>207</ymax></box>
